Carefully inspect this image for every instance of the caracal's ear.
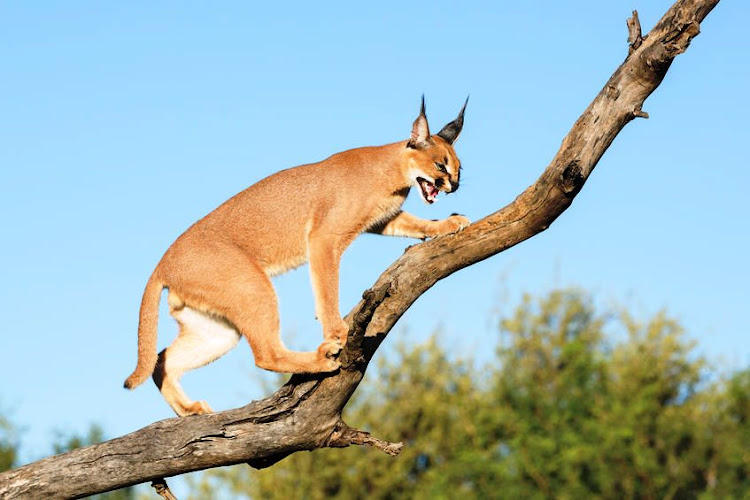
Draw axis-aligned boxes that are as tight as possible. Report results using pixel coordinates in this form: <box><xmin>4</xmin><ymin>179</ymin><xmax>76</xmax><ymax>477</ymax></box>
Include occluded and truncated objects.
<box><xmin>407</xmin><ymin>95</ymin><xmax>432</xmax><ymax>150</ymax></box>
<box><xmin>436</xmin><ymin>96</ymin><xmax>469</xmax><ymax>145</ymax></box>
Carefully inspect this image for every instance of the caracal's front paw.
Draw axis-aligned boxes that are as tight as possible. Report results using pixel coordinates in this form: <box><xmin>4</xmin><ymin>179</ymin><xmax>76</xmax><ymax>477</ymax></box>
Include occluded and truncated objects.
<box><xmin>434</xmin><ymin>214</ymin><xmax>471</xmax><ymax>237</ymax></box>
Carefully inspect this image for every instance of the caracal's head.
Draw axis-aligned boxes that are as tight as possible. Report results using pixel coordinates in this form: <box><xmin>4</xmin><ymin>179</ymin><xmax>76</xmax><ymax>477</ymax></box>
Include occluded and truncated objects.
<box><xmin>404</xmin><ymin>96</ymin><xmax>468</xmax><ymax>205</ymax></box>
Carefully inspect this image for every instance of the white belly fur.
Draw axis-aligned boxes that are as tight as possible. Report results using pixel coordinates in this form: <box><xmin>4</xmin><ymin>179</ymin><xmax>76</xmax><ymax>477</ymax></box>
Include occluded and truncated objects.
<box><xmin>171</xmin><ymin>305</ymin><xmax>242</xmax><ymax>363</ymax></box>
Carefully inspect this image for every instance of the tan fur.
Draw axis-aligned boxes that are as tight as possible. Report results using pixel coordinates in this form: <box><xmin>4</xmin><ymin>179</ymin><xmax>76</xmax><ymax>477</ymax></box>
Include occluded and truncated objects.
<box><xmin>123</xmin><ymin>100</ymin><xmax>470</xmax><ymax>416</ymax></box>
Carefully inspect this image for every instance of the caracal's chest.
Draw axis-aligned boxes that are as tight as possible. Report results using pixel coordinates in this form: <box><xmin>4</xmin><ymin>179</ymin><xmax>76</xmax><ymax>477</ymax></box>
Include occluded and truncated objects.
<box><xmin>348</xmin><ymin>186</ymin><xmax>410</xmax><ymax>235</ymax></box>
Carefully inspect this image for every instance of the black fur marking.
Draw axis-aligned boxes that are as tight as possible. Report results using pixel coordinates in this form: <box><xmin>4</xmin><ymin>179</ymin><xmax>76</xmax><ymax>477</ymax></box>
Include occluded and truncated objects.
<box><xmin>437</xmin><ymin>96</ymin><xmax>469</xmax><ymax>145</ymax></box>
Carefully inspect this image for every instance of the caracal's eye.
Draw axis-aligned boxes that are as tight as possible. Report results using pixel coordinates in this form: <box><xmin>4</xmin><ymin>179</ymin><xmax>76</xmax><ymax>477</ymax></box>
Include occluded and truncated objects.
<box><xmin>435</xmin><ymin>162</ymin><xmax>448</xmax><ymax>173</ymax></box>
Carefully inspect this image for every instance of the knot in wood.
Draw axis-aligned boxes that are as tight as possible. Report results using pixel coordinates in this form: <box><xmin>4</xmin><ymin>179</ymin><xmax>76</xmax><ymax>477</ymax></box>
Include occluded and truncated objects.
<box><xmin>561</xmin><ymin>161</ymin><xmax>584</xmax><ymax>195</ymax></box>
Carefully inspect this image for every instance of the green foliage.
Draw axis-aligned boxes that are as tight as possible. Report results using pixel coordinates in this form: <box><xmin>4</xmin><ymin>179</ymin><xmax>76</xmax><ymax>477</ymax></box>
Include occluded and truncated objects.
<box><xmin>486</xmin><ymin>291</ymin><xmax>720</xmax><ymax>498</ymax></box>
<box><xmin>0</xmin><ymin>409</ymin><xmax>19</xmax><ymax>473</ymax></box>
<box><xmin>182</xmin><ymin>290</ymin><xmax>750</xmax><ymax>498</ymax></box>
<box><xmin>487</xmin><ymin>290</ymin><xmax>611</xmax><ymax>498</ymax></box>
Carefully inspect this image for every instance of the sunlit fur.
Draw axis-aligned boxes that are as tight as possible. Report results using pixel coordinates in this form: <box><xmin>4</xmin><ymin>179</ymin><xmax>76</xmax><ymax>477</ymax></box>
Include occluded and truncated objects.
<box><xmin>123</xmin><ymin>101</ymin><xmax>470</xmax><ymax>416</ymax></box>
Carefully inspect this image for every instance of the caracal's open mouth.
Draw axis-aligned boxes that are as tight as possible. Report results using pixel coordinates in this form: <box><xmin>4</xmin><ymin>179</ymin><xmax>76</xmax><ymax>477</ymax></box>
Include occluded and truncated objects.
<box><xmin>417</xmin><ymin>176</ymin><xmax>439</xmax><ymax>204</ymax></box>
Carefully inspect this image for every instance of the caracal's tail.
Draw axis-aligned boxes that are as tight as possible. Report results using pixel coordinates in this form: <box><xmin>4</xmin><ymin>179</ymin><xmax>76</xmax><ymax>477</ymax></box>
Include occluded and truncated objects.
<box><xmin>123</xmin><ymin>273</ymin><xmax>164</xmax><ymax>389</ymax></box>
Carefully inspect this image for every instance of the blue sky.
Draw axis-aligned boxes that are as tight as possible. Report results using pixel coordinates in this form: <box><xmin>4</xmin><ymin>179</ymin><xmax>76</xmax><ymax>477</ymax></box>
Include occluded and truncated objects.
<box><xmin>1</xmin><ymin>0</ymin><xmax>748</xmax><ymax>477</ymax></box>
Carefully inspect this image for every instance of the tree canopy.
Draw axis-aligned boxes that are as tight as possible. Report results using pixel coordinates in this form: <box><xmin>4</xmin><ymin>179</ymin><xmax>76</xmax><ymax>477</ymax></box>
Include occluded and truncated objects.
<box><xmin>195</xmin><ymin>289</ymin><xmax>749</xmax><ymax>499</ymax></box>
<box><xmin>0</xmin><ymin>412</ymin><xmax>18</xmax><ymax>474</ymax></box>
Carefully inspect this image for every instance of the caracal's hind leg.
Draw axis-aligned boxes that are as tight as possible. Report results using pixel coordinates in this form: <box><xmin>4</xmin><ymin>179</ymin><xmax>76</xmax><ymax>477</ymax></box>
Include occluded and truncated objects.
<box><xmin>153</xmin><ymin>296</ymin><xmax>241</xmax><ymax>417</ymax></box>
<box><xmin>213</xmin><ymin>262</ymin><xmax>341</xmax><ymax>374</ymax></box>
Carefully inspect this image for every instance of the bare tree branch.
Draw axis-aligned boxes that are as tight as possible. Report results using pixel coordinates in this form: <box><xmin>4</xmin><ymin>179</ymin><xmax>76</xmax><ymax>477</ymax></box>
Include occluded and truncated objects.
<box><xmin>151</xmin><ymin>479</ymin><xmax>177</xmax><ymax>500</ymax></box>
<box><xmin>0</xmin><ymin>0</ymin><xmax>720</xmax><ymax>498</ymax></box>
<box><xmin>628</xmin><ymin>10</ymin><xmax>644</xmax><ymax>53</ymax></box>
<box><xmin>327</xmin><ymin>421</ymin><xmax>404</xmax><ymax>457</ymax></box>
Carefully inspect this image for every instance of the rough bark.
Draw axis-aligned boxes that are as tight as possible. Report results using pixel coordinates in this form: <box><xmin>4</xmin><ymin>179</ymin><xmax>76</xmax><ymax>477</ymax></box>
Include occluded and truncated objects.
<box><xmin>0</xmin><ymin>0</ymin><xmax>720</xmax><ymax>497</ymax></box>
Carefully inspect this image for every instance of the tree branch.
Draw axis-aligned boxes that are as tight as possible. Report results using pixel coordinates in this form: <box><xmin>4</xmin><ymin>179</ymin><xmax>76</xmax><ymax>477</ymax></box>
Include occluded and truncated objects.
<box><xmin>327</xmin><ymin>421</ymin><xmax>404</xmax><ymax>457</ymax></box>
<box><xmin>627</xmin><ymin>10</ymin><xmax>644</xmax><ymax>53</ymax></box>
<box><xmin>151</xmin><ymin>479</ymin><xmax>177</xmax><ymax>500</ymax></box>
<box><xmin>0</xmin><ymin>0</ymin><xmax>720</xmax><ymax>497</ymax></box>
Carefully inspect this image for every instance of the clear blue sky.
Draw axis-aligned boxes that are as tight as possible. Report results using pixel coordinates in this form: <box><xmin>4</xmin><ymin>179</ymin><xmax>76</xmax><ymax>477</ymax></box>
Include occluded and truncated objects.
<box><xmin>1</xmin><ymin>0</ymin><xmax>748</xmax><ymax>475</ymax></box>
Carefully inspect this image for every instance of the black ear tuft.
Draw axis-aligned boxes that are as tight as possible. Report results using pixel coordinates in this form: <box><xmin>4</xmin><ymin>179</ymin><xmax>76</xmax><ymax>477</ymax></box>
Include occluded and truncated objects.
<box><xmin>407</xmin><ymin>94</ymin><xmax>432</xmax><ymax>149</ymax></box>
<box><xmin>436</xmin><ymin>96</ymin><xmax>469</xmax><ymax>145</ymax></box>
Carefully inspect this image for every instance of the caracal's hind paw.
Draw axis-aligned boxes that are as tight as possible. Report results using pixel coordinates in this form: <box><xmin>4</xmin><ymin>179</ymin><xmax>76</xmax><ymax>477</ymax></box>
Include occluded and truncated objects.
<box><xmin>185</xmin><ymin>400</ymin><xmax>214</xmax><ymax>416</ymax></box>
<box><xmin>331</xmin><ymin>319</ymin><xmax>350</xmax><ymax>346</ymax></box>
<box><xmin>316</xmin><ymin>339</ymin><xmax>343</xmax><ymax>372</ymax></box>
<box><xmin>318</xmin><ymin>338</ymin><xmax>343</xmax><ymax>357</ymax></box>
<box><xmin>322</xmin><ymin>357</ymin><xmax>341</xmax><ymax>372</ymax></box>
